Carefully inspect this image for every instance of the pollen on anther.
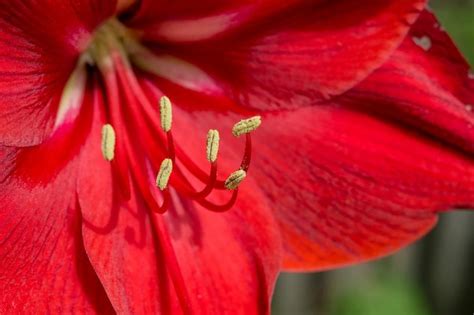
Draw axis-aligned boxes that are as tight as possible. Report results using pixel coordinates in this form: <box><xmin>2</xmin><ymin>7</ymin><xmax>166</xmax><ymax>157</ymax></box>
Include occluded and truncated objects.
<box><xmin>206</xmin><ymin>129</ymin><xmax>220</xmax><ymax>163</ymax></box>
<box><xmin>101</xmin><ymin>124</ymin><xmax>116</xmax><ymax>161</ymax></box>
<box><xmin>224</xmin><ymin>169</ymin><xmax>247</xmax><ymax>190</ymax></box>
<box><xmin>156</xmin><ymin>158</ymin><xmax>173</xmax><ymax>190</ymax></box>
<box><xmin>159</xmin><ymin>96</ymin><xmax>173</xmax><ymax>132</ymax></box>
<box><xmin>232</xmin><ymin>116</ymin><xmax>262</xmax><ymax>137</ymax></box>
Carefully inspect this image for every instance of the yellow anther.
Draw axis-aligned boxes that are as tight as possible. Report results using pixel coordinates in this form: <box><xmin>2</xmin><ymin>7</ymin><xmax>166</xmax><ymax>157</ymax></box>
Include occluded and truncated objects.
<box><xmin>159</xmin><ymin>96</ymin><xmax>172</xmax><ymax>132</ymax></box>
<box><xmin>101</xmin><ymin>124</ymin><xmax>116</xmax><ymax>161</ymax></box>
<box><xmin>232</xmin><ymin>116</ymin><xmax>262</xmax><ymax>137</ymax></box>
<box><xmin>224</xmin><ymin>169</ymin><xmax>247</xmax><ymax>190</ymax></box>
<box><xmin>206</xmin><ymin>129</ymin><xmax>220</xmax><ymax>163</ymax></box>
<box><xmin>156</xmin><ymin>158</ymin><xmax>173</xmax><ymax>190</ymax></box>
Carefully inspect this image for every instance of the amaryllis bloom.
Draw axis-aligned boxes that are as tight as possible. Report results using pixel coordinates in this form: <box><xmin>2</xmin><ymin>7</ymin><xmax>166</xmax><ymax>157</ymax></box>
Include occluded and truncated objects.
<box><xmin>1</xmin><ymin>0</ymin><xmax>473</xmax><ymax>313</ymax></box>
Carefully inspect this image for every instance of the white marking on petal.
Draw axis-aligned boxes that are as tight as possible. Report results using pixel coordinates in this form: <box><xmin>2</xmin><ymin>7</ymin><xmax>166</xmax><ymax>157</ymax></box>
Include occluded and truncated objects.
<box><xmin>413</xmin><ymin>36</ymin><xmax>432</xmax><ymax>51</ymax></box>
<box><xmin>132</xmin><ymin>52</ymin><xmax>222</xmax><ymax>94</ymax></box>
<box><xmin>54</xmin><ymin>55</ymin><xmax>89</xmax><ymax>128</ymax></box>
<box><xmin>154</xmin><ymin>12</ymin><xmax>241</xmax><ymax>42</ymax></box>
<box><xmin>465</xmin><ymin>104</ymin><xmax>473</xmax><ymax>112</ymax></box>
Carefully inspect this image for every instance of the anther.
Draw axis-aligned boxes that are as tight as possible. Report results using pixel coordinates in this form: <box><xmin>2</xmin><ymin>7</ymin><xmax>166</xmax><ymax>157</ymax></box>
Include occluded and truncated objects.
<box><xmin>156</xmin><ymin>158</ymin><xmax>173</xmax><ymax>190</ymax></box>
<box><xmin>232</xmin><ymin>116</ymin><xmax>262</xmax><ymax>137</ymax></box>
<box><xmin>160</xmin><ymin>96</ymin><xmax>173</xmax><ymax>132</ymax></box>
<box><xmin>101</xmin><ymin>124</ymin><xmax>116</xmax><ymax>161</ymax></box>
<box><xmin>224</xmin><ymin>170</ymin><xmax>247</xmax><ymax>190</ymax></box>
<box><xmin>206</xmin><ymin>129</ymin><xmax>220</xmax><ymax>163</ymax></box>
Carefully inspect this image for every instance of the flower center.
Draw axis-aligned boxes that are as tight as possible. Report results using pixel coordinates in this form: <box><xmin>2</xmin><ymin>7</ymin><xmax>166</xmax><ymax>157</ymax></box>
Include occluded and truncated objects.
<box><xmin>62</xmin><ymin>18</ymin><xmax>261</xmax><ymax>214</ymax></box>
<box><xmin>86</xmin><ymin>18</ymin><xmax>141</xmax><ymax>71</ymax></box>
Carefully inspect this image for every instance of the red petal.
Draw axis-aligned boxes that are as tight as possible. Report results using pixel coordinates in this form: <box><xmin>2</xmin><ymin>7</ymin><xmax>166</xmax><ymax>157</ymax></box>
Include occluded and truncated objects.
<box><xmin>78</xmin><ymin>78</ymin><xmax>282</xmax><ymax>314</ymax></box>
<box><xmin>164</xmin><ymin>106</ymin><xmax>282</xmax><ymax>315</ymax></box>
<box><xmin>0</xmin><ymin>0</ymin><xmax>115</xmax><ymax>146</ymax></box>
<box><xmin>166</xmin><ymin>102</ymin><xmax>473</xmax><ymax>272</ymax></box>
<box><xmin>77</xmin><ymin>86</ymin><xmax>174</xmax><ymax>313</ymax></box>
<box><xmin>342</xmin><ymin>10</ymin><xmax>474</xmax><ymax>153</ymax></box>
<box><xmin>153</xmin><ymin>84</ymin><xmax>473</xmax><ymax>272</ymax></box>
<box><xmin>159</xmin><ymin>92</ymin><xmax>473</xmax><ymax>272</ymax></box>
<box><xmin>139</xmin><ymin>0</ymin><xmax>426</xmax><ymax>111</ymax></box>
<box><xmin>250</xmin><ymin>106</ymin><xmax>473</xmax><ymax>271</ymax></box>
<box><xmin>0</xmin><ymin>135</ymin><xmax>113</xmax><ymax>312</ymax></box>
<box><xmin>159</xmin><ymin>188</ymin><xmax>281</xmax><ymax>315</ymax></box>
<box><xmin>126</xmin><ymin>0</ymin><xmax>315</xmax><ymax>42</ymax></box>
<box><xmin>129</xmin><ymin>5</ymin><xmax>473</xmax><ymax>273</ymax></box>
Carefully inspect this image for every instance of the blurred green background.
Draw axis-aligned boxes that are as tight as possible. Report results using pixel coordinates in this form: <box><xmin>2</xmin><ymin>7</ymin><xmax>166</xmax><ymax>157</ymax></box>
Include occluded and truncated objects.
<box><xmin>272</xmin><ymin>1</ymin><xmax>474</xmax><ymax>314</ymax></box>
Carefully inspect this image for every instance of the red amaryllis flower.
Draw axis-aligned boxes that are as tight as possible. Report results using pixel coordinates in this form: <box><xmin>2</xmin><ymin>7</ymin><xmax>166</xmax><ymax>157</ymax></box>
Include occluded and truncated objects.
<box><xmin>1</xmin><ymin>0</ymin><xmax>473</xmax><ymax>313</ymax></box>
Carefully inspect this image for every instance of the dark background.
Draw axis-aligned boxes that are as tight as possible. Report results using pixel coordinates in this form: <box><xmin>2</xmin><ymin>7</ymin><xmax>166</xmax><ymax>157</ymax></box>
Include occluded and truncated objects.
<box><xmin>272</xmin><ymin>1</ymin><xmax>474</xmax><ymax>314</ymax></box>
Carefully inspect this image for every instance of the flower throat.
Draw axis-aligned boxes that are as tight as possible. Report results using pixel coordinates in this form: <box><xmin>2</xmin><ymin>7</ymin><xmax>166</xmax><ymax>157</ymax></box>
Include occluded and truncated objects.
<box><xmin>83</xmin><ymin>19</ymin><xmax>261</xmax><ymax>214</ymax></box>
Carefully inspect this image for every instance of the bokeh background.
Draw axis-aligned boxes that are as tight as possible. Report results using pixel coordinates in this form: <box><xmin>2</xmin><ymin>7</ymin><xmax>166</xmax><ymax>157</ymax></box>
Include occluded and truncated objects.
<box><xmin>272</xmin><ymin>1</ymin><xmax>474</xmax><ymax>314</ymax></box>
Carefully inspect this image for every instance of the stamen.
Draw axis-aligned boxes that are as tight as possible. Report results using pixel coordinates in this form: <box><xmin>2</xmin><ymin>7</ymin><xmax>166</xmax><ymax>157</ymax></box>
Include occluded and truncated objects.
<box><xmin>159</xmin><ymin>96</ymin><xmax>173</xmax><ymax>132</ymax></box>
<box><xmin>206</xmin><ymin>129</ymin><xmax>220</xmax><ymax>163</ymax></box>
<box><xmin>232</xmin><ymin>116</ymin><xmax>261</xmax><ymax>137</ymax></box>
<box><xmin>121</xmin><ymin>82</ymin><xmax>259</xmax><ymax>212</ymax></box>
<box><xmin>198</xmin><ymin>190</ymin><xmax>239</xmax><ymax>213</ymax></box>
<box><xmin>224</xmin><ymin>169</ymin><xmax>247</xmax><ymax>190</ymax></box>
<box><xmin>87</xmin><ymin>20</ymin><xmax>264</xmax><ymax>216</ymax></box>
<box><xmin>240</xmin><ymin>133</ymin><xmax>252</xmax><ymax>172</ymax></box>
<box><xmin>156</xmin><ymin>158</ymin><xmax>173</xmax><ymax>190</ymax></box>
<box><xmin>101</xmin><ymin>124</ymin><xmax>116</xmax><ymax>161</ymax></box>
